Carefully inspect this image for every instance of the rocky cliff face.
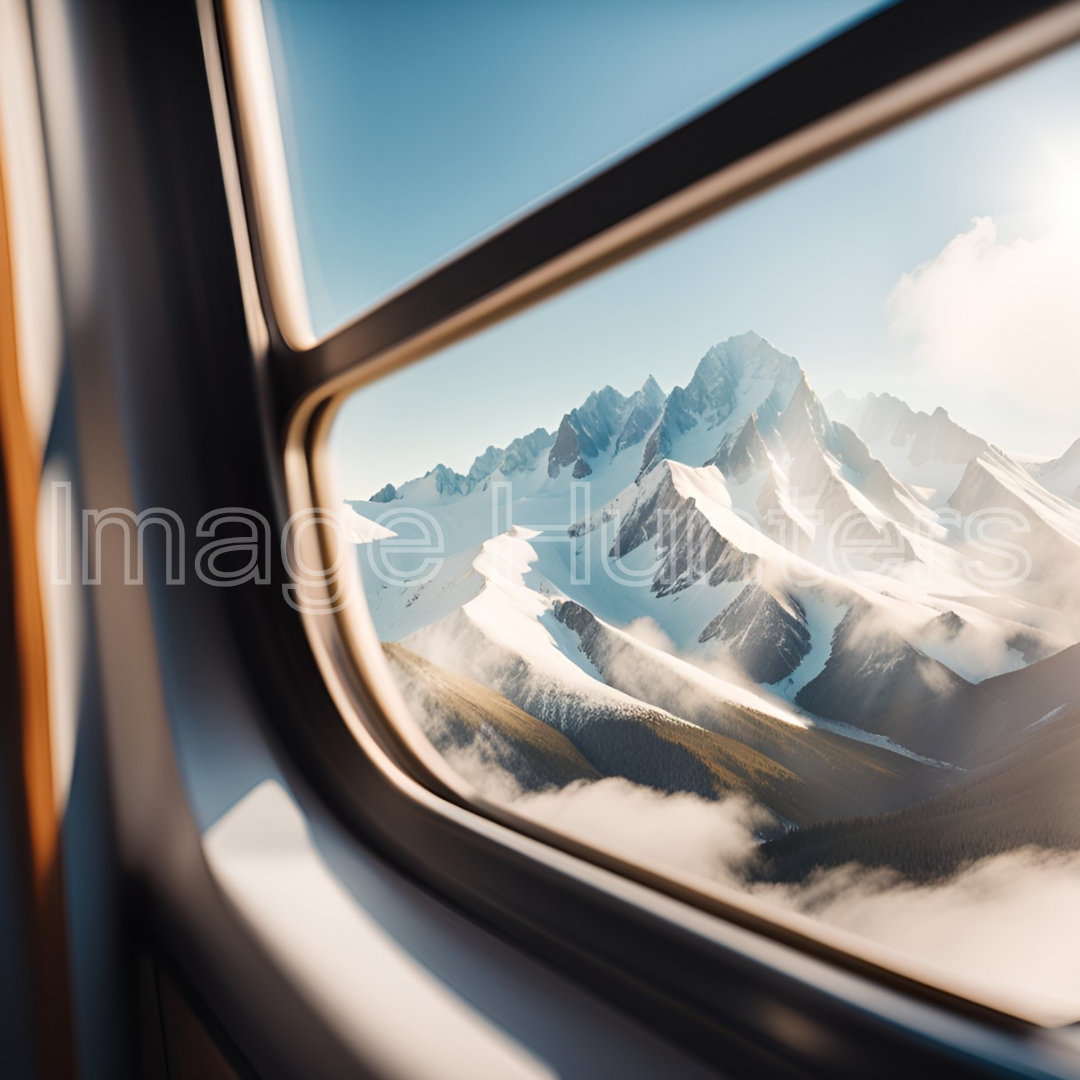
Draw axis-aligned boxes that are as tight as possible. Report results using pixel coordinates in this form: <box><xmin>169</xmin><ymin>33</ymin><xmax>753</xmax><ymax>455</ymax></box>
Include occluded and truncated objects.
<box><xmin>547</xmin><ymin>378</ymin><xmax>666</xmax><ymax>479</ymax></box>
<box><xmin>699</xmin><ymin>583</ymin><xmax>811</xmax><ymax>684</ymax></box>
<box><xmin>608</xmin><ymin>463</ymin><xmax>760</xmax><ymax>595</ymax></box>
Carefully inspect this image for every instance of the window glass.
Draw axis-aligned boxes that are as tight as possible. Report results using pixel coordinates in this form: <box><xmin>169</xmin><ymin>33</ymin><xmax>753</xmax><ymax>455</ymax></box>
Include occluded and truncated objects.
<box><xmin>328</xmin><ymin>41</ymin><xmax>1080</xmax><ymax>1024</ymax></box>
<box><xmin>263</xmin><ymin>0</ymin><xmax>889</xmax><ymax>337</ymax></box>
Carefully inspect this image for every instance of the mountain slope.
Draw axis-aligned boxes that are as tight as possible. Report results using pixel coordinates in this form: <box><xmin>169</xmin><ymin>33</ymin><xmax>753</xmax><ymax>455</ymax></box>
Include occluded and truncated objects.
<box><xmin>552</xmin><ymin>598</ymin><xmax>951</xmax><ymax>821</ymax></box>
<box><xmin>384</xmin><ymin>643</ymin><xmax>602</xmax><ymax>791</ymax></box>
<box><xmin>387</xmin><ymin>526</ymin><xmax>949</xmax><ymax>824</ymax></box>
<box><xmin>826</xmin><ymin>390</ymin><xmax>988</xmax><ymax>501</ymax></box>
<box><xmin>865</xmin><ymin>640</ymin><xmax>1080</xmax><ymax>766</ymax></box>
<box><xmin>794</xmin><ymin>601</ymin><xmax>971</xmax><ymax>731</ymax></box>
<box><xmin>759</xmin><ymin>700</ymin><xmax>1080</xmax><ymax>884</ymax></box>
<box><xmin>1027</xmin><ymin>436</ymin><xmax>1080</xmax><ymax>502</ymax></box>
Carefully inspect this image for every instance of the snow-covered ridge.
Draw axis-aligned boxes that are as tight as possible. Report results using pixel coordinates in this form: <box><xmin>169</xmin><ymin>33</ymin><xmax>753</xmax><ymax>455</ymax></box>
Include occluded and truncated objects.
<box><xmin>369</xmin><ymin>426</ymin><xmax>556</xmax><ymax>505</ymax></box>
<box><xmin>1028</xmin><ymin>435</ymin><xmax>1080</xmax><ymax>502</ymax></box>
<box><xmin>366</xmin><ymin>330</ymin><xmax>807</xmax><ymax>502</ymax></box>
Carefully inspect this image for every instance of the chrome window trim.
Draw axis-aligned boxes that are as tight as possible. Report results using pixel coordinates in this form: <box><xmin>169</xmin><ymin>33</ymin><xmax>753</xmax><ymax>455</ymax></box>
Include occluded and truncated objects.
<box><xmin>207</xmin><ymin>0</ymin><xmax>1080</xmax><ymax>1072</ymax></box>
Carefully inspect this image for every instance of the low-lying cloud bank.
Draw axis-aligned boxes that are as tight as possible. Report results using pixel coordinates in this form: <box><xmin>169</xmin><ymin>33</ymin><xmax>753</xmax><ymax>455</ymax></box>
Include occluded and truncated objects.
<box><xmin>775</xmin><ymin>850</ymin><xmax>1080</xmax><ymax>1014</ymax></box>
<box><xmin>449</xmin><ymin>752</ymin><xmax>1080</xmax><ymax>1026</ymax></box>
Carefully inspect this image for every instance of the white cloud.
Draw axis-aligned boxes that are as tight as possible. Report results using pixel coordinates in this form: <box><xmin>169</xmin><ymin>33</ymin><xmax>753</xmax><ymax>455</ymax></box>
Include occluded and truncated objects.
<box><xmin>514</xmin><ymin>778</ymin><xmax>767</xmax><ymax>886</ymax></box>
<box><xmin>760</xmin><ymin>850</ymin><xmax>1080</xmax><ymax>1025</ymax></box>
<box><xmin>789</xmin><ymin>852</ymin><xmax>1080</xmax><ymax>966</ymax></box>
<box><xmin>474</xmin><ymin>767</ymin><xmax>1080</xmax><ymax>1026</ymax></box>
<box><xmin>888</xmin><ymin>216</ymin><xmax>1080</xmax><ymax>414</ymax></box>
<box><xmin>622</xmin><ymin>615</ymin><xmax>677</xmax><ymax>653</ymax></box>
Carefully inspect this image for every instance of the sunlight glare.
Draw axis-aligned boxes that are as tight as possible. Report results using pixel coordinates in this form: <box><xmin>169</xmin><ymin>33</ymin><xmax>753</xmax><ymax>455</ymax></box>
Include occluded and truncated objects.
<box><xmin>1035</xmin><ymin>138</ymin><xmax>1080</xmax><ymax>232</ymax></box>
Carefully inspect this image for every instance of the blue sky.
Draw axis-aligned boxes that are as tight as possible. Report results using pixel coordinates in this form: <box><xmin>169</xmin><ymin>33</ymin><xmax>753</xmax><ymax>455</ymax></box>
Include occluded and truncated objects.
<box><xmin>262</xmin><ymin>3</ymin><xmax>1080</xmax><ymax>499</ymax></box>
<box><xmin>264</xmin><ymin>0</ymin><xmax>890</xmax><ymax>331</ymax></box>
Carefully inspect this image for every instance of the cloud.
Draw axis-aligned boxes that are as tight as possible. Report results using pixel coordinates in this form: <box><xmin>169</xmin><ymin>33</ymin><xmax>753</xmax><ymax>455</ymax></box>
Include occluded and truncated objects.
<box><xmin>514</xmin><ymin>778</ymin><xmax>768</xmax><ymax>885</ymax></box>
<box><xmin>888</xmin><ymin>216</ymin><xmax>1080</xmax><ymax>412</ymax></box>
<box><xmin>760</xmin><ymin>849</ymin><xmax>1080</xmax><ymax>1025</ymax></box>
<box><xmin>440</xmin><ymin>736</ymin><xmax>765</xmax><ymax>883</ymax></box>
<box><xmin>469</xmin><ymin>765</ymin><xmax>1080</xmax><ymax>1026</ymax></box>
<box><xmin>622</xmin><ymin>615</ymin><xmax>677</xmax><ymax>654</ymax></box>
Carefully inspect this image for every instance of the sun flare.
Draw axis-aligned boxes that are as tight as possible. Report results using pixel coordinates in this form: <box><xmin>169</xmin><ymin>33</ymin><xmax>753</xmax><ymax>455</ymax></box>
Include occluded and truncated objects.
<box><xmin>1034</xmin><ymin>139</ymin><xmax>1080</xmax><ymax>231</ymax></box>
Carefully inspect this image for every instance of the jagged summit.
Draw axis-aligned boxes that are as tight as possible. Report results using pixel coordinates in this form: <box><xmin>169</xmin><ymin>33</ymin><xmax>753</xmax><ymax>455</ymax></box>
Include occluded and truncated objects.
<box><xmin>548</xmin><ymin>376</ymin><xmax>666</xmax><ymax>479</ymax></box>
<box><xmin>1053</xmin><ymin>436</ymin><xmax>1080</xmax><ymax>471</ymax></box>
<box><xmin>614</xmin><ymin>375</ymin><xmax>666</xmax><ymax>454</ymax></box>
<box><xmin>710</xmin><ymin>414</ymin><xmax>772</xmax><ymax>482</ymax></box>
<box><xmin>828</xmin><ymin>389</ymin><xmax>988</xmax><ymax>468</ymax></box>
<box><xmin>365</xmin><ymin>332</ymin><xmax>813</xmax><ymax>500</ymax></box>
<box><xmin>639</xmin><ymin>333</ymin><xmax>802</xmax><ymax>476</ymax></box>
<box><xmin>1030</xmin><ymin>436</ymin><xmax>1080</xmax><ymax>502</ymax></box>
<box><xmin>771</xmin><ymin>370</ymin><xmax>843</xmax><ymax>461</ymax></box>
<box><xmin>361</xmin><ymin>334</ymin><xmax>1079</xmax><ymax>548</ymax></box>
<box><xmin>369</xmin><ymin>426</ymin><xmax>554</xmax><ymax>502</ymax></box>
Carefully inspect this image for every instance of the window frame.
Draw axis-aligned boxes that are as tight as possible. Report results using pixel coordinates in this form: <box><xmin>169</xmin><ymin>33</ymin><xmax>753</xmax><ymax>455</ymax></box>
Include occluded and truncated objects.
<box><xmin>212</xmin><ymin>0</ymin><xmax>1080</xmax><ymax>1072</ymax></box>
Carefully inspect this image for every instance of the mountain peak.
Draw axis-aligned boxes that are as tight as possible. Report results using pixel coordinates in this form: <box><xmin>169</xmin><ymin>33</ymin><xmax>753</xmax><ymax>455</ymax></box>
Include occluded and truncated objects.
<box><xmin>548</xmin><ymin>378</ymin><xmax>668</xmax><ymax>479</ymax></box>
<box><xmin>365</xmin><ymin>334</ymin><xmax>998</xmax><ymax>515</ymax></box>
<box><xmin>1054</xmin><ymin>436</ymin><xmax>1080</xmax><ymax>471</ymax></box>
<box><xmin>773</xmin><ymin>369</ymin><xmax>840</xmax><ymax>458</ymax></box>
<box><xmin>1031</xmin><ymin>435</ymin><xmax>1080</xmax><ymax>500</ymax></box>
<box><xmin>711</xmin><ymin>413</ymin><xmax>771</xmax><ymax>482</ymax></box>
<box><xmin>640</xmin><ymin>374</ymin><xmax>665</xmax><ymax>404</ymax></box>
<box><xmin>728</xmin><ymin>329</ymin><xmax>767</xmax><ymax>346</ymax></box>
<box><xmin>427</xmin><ymin>463</ymin><xmax>470</xmax><ymax>498</ymax></box>
<box><xmin>834</xmin><ymin>390</ymin><xmax>987</xmax><ymax>470</ymax></box>
<box><xmin>689</xmin><ymin>332</ymin><xmax>795</xmax><ymax>387</ymax></box>
<box><xmin>639</xmin><ymin>333</ymin><xmax>802</xmax><ymax>476</ymax></box>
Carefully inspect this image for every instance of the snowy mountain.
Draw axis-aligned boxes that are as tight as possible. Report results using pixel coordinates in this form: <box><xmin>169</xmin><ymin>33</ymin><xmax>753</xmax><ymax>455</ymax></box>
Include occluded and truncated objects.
<box><xmin>639</xmin><ymin>332</ymin><xmax>801</xmax><ymax>476</ymax></box>
<box><xmin>1026</xmin><ymin>436</ymin><xmax>1080</xmax><ymax>502</ymax></box>
<box><xmin>348</xmin><ymin>331</ymin><xmax>1080</xmax><ymax>828</ymax></box>
<box><xmin>826</xmin><ymin>389</ymin><xmax>989</xmax><ymax>501</ymax></box>
<box><xmin>549</xmin><ymin>377</ymin><xmax>665</xmax><ymax>479</ymax></box>
<box><xmin>370</xmin><ymin>426</ymin><xmax>555</xmax><ymax>504</ymax></box>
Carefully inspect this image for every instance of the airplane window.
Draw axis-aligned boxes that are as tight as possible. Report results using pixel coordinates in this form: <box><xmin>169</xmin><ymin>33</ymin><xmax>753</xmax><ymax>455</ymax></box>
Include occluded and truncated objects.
<box><xmin>325</xmin><ymin>38</ymin><xmax>1080</xmax><ymax>1027</ymax></box>
<box><xmin>261</xmin><ymin>0</ymin><xmax>891</xmax><ymax>337</ymax></box>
